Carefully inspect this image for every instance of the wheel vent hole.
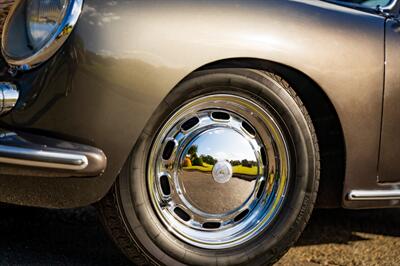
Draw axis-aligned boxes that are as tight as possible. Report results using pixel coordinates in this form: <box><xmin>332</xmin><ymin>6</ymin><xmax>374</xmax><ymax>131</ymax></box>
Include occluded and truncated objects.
<box><xmin>181</xmin><ymin>117</ymin><xmax>200</xmax><ymax>131</ymax></box>
<box><xmin>234</xmin><ymin>209</ymin><xmax>249</xmax><ymax>223</ymax></box>
<box><xmin>242</xmin><ymin>121</ymin><xmax>256</xmax><ymax>137</ymax></box>
<box><xmin>174</xmin><ymin>207</ymin><xmax>191</xmax><ymax>222</ymax></box>
<box><xmin>256</xmin><ymin>180</ymin><xmax>266</xmax><ymax>199</ymax></box>
<box><xmin>260</xmin><ymin>147</ymin><xmax>267</xmax><ymax>166</ymax></box>
<box><xmin>211</xmin><ymin>111</ymin><xmax>230</xmax><ymax>121</ymax></box>
<box><xmin>202</xmin><ymin>222</ymin><xmax>221</xmax><ymax>229</ymax></box>
<box><xmin>160</xmin><ymin>175</ymin><xmax>171</xmax><ymax>196</ymax></box>
<box><xmin>162</xmin><ymin>140</ymin><xmax>176</xmax><ymax>160</ymax></box>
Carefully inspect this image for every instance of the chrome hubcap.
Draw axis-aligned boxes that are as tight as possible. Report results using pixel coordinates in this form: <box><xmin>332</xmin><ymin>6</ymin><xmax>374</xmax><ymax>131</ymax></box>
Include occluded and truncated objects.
<box><xmin>148</xmin><ymin>94</ymin><xmax>290</xmax><ymax>249</ymax></box>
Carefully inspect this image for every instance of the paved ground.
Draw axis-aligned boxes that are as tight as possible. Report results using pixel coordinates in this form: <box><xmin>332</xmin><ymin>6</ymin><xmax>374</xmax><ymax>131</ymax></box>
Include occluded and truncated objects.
<box><xmin>278</xmin><ymin>208</ymin><xmax>400</xmax><ymax>266</ymax></box>
<box><xmin>0</xmin><ymin>205</ymin><xmax>130</xmax><ymax>265</ymax></box>
<box><xmin>0</xmin><ymin>205</ymin><xmax>399</xmax><ymax>265</ymax></box>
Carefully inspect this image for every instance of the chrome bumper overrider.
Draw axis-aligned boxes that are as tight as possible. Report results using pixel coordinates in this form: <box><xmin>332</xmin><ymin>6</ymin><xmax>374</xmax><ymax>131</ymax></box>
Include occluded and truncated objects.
<box><xmin>0</xmin><ymin>130</ymin><xmax>107</xmax><ymax>177</ymax></box>
<box><xmin>0</xmin><ymin>82</ymin><xmax>19</xmax><ymax>115</ymax></box>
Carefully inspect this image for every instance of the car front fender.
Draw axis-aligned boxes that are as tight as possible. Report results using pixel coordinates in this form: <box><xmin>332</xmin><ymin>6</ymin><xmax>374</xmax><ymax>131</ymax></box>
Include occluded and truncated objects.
<box><xmin>0</xmin><ymin>0</ymin><xmax>384</xmax><ymax>208</ymax></box>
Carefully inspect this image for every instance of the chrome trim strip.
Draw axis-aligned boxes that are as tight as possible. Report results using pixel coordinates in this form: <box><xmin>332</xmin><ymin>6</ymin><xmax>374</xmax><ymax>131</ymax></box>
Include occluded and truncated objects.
<box><xmin>323</xmin><ymin>0</ymin><xmax>397</xmax><ymax>13</ymax></box>
<box><xmin>0</xmin><ymin>145</ymin><xmax>88</xmax><ymax>170</ymax></box>
<box><xmin>348</xmin><ymin>190</ymin><xmax>400</xmax><ymax>200</ymax></box>
<box><xmin>1</xmin><ymin>0</ymin><xmax>83</xmax><ymax>71</ymax></box>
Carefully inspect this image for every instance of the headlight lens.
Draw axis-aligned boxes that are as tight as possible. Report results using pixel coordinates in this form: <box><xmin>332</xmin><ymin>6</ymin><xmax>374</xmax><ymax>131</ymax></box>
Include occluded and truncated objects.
<box><xmin>1</xmin><ymin>0</ymin><xmax>83</xmax><ymax>71</ymax></box>
<box><xmin>26</xmin><ymin>0</ymin><xmax>68</xmax><ymax>51</ymax></box>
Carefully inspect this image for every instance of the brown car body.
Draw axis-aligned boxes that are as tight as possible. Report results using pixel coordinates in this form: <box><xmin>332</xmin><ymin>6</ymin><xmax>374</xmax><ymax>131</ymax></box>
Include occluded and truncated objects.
<box><xmin>0</xmin><ymin>0</ymin><xmax>399</xmax><ymax>209</ymax></box>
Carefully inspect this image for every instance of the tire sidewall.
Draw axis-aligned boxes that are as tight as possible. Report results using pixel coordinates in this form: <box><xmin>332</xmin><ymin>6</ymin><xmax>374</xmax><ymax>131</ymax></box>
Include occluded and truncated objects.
<box><xmin>116</xmin><ymin>69</ymin><xmax>318</xmax><ymax>265</ymax></box>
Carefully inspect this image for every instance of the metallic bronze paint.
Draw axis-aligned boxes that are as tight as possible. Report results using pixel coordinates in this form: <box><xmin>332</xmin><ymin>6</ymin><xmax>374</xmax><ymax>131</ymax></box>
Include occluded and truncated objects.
<box><xmin>0</xmin><ymin>0</ymin><xmax>394</xmax><ymax>208</ymax></box>
<box><xmin>379</xmin><ymin>19</ymin><xmax>400</xmax><ymax>184</ymax></box>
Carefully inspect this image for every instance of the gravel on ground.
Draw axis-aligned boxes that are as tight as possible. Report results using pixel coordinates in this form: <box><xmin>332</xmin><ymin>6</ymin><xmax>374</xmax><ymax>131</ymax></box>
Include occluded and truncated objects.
<box><xmin>0</xmin><ymin>204</ymin><xmax>399</xmax><ymax>265</ymax></box>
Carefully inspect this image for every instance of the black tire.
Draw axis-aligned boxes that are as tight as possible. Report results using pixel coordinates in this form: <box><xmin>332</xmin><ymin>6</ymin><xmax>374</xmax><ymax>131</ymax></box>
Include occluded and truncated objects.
<box><xmin>97</xmin><ymin>69</ymin><xmax>320</xmax><ymax>266</ymax></box>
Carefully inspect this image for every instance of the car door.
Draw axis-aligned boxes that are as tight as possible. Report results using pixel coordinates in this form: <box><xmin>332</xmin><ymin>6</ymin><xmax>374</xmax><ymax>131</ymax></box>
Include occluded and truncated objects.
<box><xmin>378</xmin><ymin>12</ymin><xmax>400</xmax><ymax>183</ymax></box>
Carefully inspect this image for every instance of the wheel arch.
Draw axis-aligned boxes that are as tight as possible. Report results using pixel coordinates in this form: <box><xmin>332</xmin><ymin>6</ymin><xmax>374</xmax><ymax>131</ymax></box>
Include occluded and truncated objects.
<box><xmin>179</xmin><ymin>58</ymin><xmax>347</xmax><ymax>208</ymax></box>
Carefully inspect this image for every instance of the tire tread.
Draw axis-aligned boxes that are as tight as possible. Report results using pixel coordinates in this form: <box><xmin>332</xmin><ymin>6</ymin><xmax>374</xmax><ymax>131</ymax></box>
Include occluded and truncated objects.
<box><xmin>98</xmin><ymin>69</ymin><xmax>320</xmax><ymax>266</ymax></box>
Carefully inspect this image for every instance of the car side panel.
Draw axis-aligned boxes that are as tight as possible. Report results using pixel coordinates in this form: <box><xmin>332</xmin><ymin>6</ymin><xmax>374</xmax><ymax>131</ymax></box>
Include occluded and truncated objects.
<box><xmin>0</xmin><ymin>0</ymin><xmax>385</xmax><ymax>208</ymax></box>
<box><xmin>378</xmin><ymin>19</ymin><xmax>400</xmax><ymax>183</ymax></box>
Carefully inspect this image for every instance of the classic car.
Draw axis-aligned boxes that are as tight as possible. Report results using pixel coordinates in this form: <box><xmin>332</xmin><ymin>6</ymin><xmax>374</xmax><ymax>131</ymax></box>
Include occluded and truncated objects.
<box><xmin>0</xmin><ymin>0</ymin><xmax>399</xmax><ymax>265</ymax></box>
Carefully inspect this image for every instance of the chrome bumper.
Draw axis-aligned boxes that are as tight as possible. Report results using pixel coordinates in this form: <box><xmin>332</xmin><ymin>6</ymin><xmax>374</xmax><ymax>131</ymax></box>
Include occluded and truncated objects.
<box><xmin>0</xmin><ymin>130</ymin><xmax>107</xmax><ymax>177</ymax></box>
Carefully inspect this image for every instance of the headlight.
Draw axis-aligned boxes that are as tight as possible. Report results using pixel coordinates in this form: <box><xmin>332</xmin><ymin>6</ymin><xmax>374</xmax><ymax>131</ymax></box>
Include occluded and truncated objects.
<box><xmin>1</xmin><ymin>0</ymin><xmax>83</xmax><ymax>71</ymax></box>
<box><xmin>26</xmin><ymin>0</ymin><xmax>69</xmax><ymax>51</ymax></box>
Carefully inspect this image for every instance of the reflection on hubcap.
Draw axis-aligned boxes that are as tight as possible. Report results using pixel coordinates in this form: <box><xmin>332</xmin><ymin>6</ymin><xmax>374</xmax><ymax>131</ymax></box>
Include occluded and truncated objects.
<box><xmin>148</xmin><ymin>94</ymin><xmax>290</xmax><ymax>249</ymax></box>
<box><xmin>212</xmin><ymin>160</ymin><xmax>233</xmax><ymax>184</ymax></box>
<box><xmin>181</xmin><ymin>127</ymin><xmax>258</xmax><ymax>214</ymax></box>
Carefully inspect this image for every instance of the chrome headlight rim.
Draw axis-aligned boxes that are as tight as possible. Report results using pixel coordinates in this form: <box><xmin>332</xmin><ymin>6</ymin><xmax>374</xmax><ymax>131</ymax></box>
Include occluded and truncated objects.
<box><xmin>1</xmin><ymin>0</ymin><xmax>83</xmax><ymax>71</ymax></box>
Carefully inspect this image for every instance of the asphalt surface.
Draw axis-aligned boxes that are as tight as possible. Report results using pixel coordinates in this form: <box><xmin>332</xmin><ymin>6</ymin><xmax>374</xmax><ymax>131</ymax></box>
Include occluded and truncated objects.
<box><xmin>0</xmin><ymin>205</ymin><xmax>399</xmax><ymax>265</ymax></box>
<box><xmin>278</xmin><ymin>208</ymin><xmax>400</xmax><ymax>266</ymax></box>
<box><xmin>0</xmin><ymin>205</ymin><xmax>130</xmax><ymax>265</ymax></box>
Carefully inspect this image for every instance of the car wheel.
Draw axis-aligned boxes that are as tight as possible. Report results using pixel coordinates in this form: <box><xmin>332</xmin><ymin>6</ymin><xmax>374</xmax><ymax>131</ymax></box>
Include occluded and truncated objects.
<box><xmin>98</xmin><ymin>69</ymin><xmax>320</xmax><ymax>265</ymax></box>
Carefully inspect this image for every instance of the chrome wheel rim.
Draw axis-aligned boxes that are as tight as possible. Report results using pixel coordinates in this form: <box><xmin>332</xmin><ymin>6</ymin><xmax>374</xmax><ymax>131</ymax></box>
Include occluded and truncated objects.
<box><xmin>148</xmin><ymin>94</ymin><xmax>290</xmax><ymax>249</ymax></box>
